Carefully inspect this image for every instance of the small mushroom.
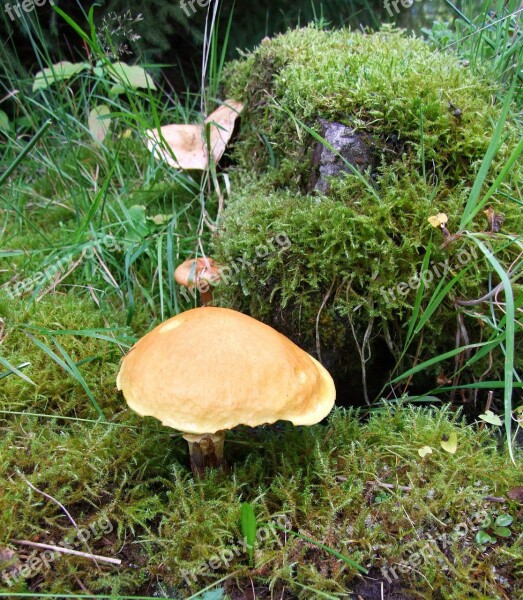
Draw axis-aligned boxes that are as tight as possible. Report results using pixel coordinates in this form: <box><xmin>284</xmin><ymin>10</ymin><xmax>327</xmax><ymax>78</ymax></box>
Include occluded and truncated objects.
<box><xmin>174</xmin><ymin>257</ymin><xmax>221</xmax><ymax>305</ymax></box>
<box><xmin>116</xmin><ymin>307</ymin><xmax>336</xmax><ymax>476</ymax></box>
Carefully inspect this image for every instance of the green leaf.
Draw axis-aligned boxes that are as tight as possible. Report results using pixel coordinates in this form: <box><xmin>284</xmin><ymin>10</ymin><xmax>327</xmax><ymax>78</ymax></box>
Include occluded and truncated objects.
<box><xmin>0</xmin><ymin>357</ymin><xmax>35</xmax><ymax>386</ymax></box>
<box><xmin>478</xmin><ymin>410</ymin><xmax>503</xmax><ymax>426</ymax></box>
<box><xmin>0</xmin><ymin>110</ymin><xmax>10</xmax><ymax>131</ymax></box>
<box><xmin>33</xmin><ymin>61</ymin><xmax>90</xmax><ymax>92</ymax></box>
<box><xmin>148</xmin><ymin>214</ymin><xmax>173</xmax><ymax>225</ymax></box>
<box><xmin>440</xmin><ymin>432</ymin><xmax>458</xmax><ymax>454</ymax></box>
<box><xmin>240</xmin><ymin>502</ymin><xmax>256</xmax><ymax>567</ymax></box>
<box><xmin>127</xmin><ymin>205</ymin><xmax>152</xmax><ymax>239</ymax></box>
<box><xmin>476</xmin><ymin>530</ymin><xmax>494</xmax><ymax>545</ymax></box>
<box><xmin>495</xmin><ymin>514</ymin><xmax>513</xmax><ymax>527</ymax></box>
<box><xmin>106</xmin><ymin>62</ymin><xmax>157</xmax><ymax>91</ymax></box>
<box><xmin>481</xmin><ymin>515</ymin><xmax>492</xmax><ymax>529</ymax></box>
<box><xmin>109</xmin><ymin>84</ymin><xmax>127</xmax><ymax>96</ymax></box>
<box><xmin>492</xmin><ymin>526</ymin><xmax>512</xmax><ymax>538</ymax></box>
<box><xmin>88</xmin><ymin>105</ymin><xmax>111</xmax><ymax>143</ymax></box>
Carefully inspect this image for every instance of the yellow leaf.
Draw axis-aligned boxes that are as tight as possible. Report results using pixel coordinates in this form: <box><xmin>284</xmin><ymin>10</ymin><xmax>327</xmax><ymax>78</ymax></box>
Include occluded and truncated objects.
<box><xmin>418</xmin><ymin>446</ymin><xmax>433</xmax><ymax>458</ymax></box>
<box><xmin>427</xmin><ymin>213</ymin><xmax>449</xmax><ymax>228</ymax></box>
<box><xmin>88</xmin><ymin>105</ymin><xmax>111</xmax><ymax>144</ymax></box>
<box><xmin>440</xmin><ymin>432</ymin><xmax>458</xmax><ymax>454</ymax></box>
<box><xmin>478</xmin><ymin>410</ymin><xmax>502</xmax><ymax>426</ymax></box>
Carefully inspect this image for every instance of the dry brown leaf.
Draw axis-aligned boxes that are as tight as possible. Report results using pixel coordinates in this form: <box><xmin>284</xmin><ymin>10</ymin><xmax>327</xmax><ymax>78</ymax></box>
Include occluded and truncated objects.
<box><xmin>484</xmin><ymin>206</ymin><xmax>505</xmax><ymax>233</ymax></box>
<box><xmin>507</xmin><ymin>486</ymin><xmax>523</xmax><ymax>502</ymax></box>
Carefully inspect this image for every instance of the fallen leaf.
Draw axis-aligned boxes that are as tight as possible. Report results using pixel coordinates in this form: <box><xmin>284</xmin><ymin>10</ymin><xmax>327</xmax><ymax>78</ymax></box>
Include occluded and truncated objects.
<box><xmin>507</xmin><ymin>487</ymin><xmax>523</xmax><ymax>502</ymax></box>
<box><xmin>0</xmin><ymin>110</ymin><xmax>11</xmax><ymax>131</ymax></box>
<box><xmin>436</xmin><ymin>373</ymin><xmax>451</xmax><ymax>385</ymax></box>
<box><xmin>440</xmin><ymin>432</ymin><xmax>458</xmax><ymax>454</ymax></box>
<box><xmin>108</xmin><ymin>62</ymin><xmax>157</xmax><ymax>91</ymax></box>
<box><xmin>484</xmin><ymin>206</ymin><xmax>505</xmax><ymax>233</ymax></box>
<box><xmin>33</xmin><ymin>61</ymin><xmax>90</xmax><ymax>92</ymax></box>
<box><xmin>146</xmin><ymin>123</ymin><xmax>208</xmax><ymax>170</ymax></box>
<box><xmin>478</xmin><ymin>410</ymin><xmax>503</xmax><ymax>427</ymax></box>
<box><xmin>204</xmin><ymin>101</ymin><xmax>244</xmax><ymax>164</ymax></box>
<box><xmin>418</xmin><ymin>446</ymin><xmax>433</xmax><ymax>458</ymax></box>
<box><xmin>428</xmin><ymin>213</ymin><xmax>448</xmax><ymax>228</ymax></box>
<box><xmin>88</xmin><ymin>105</ymin><xmax>111</xmax><ymax>143</ymax></box>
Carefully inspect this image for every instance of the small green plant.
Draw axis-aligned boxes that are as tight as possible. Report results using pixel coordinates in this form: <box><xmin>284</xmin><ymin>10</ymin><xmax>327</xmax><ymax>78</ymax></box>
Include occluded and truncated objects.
<box><xmin>240</xmin><ymin>501</ymin><xmax>257</xmax><ymax>567</ymax></box>
<box><xmin>475</xmin><ymin>513</ymin><xmax>513</xmax><ymax>545</ymax></box>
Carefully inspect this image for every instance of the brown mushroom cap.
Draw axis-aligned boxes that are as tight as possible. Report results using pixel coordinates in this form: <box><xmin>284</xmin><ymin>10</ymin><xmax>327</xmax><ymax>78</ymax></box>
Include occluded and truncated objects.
<box><xmin>116</xmin><ymin>307</ymin><xmax>336</xmax><ymax>435</ymax></box>
<box><xmin>145</xmin><ymin>100</ymin><xmax>243</xmax><ymax>170</ymax></box>
<box><xmin>174</xmin><ymin>257</ymin><xmax>220</xmax><ymax>288</ymax></box>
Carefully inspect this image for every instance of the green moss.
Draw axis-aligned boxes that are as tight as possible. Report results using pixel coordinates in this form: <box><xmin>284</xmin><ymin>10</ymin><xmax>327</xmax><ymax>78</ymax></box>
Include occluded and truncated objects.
<box><xmin>0</xmin><ymin>292</ymin><xmax>138</xmax><ymax>419</ymax></box>
<box><xmin>0</xmin><ymin>405</ymin><xmax>521</xmax><ymax>597</ymax></box>
<box><xmin>223</xmin><ymin>25</ymin><xmax>512</xmax><ymax>183</ymax></box>
<box><xmin>212</xmin><ymin>25</ymin><xmax>523</xmax><ymax>396</ymax></box>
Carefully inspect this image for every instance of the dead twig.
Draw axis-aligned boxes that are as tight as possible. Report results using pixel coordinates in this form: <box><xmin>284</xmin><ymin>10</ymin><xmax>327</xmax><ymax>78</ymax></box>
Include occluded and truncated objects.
<box><xmin>366</xmin><ymin>481</ymin><xmax>412</xmax><ymax>492</ymax></box>
<box><xmin>10</xmin><ymin>540</ymin><xmax>121</xmax><ymax>565</ymax></box>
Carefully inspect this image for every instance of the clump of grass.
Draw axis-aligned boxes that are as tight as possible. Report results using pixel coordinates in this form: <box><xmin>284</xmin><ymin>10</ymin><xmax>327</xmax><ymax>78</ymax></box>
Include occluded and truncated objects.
<box><xmin>0</xmin><ymin>291</ymin><xmax>136</xmax><ymax>420</ymax></box>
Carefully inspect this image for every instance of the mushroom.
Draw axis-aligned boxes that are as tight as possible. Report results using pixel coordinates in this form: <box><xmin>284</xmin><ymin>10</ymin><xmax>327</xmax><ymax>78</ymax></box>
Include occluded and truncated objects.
<box><xmin>174</xmin><ymin>257</ymin><xmax>221</xmax><ymax>305</ymax></box>
<box><xmin>145</xmin><ymin>100</ymin><xmax>244</xmax><ymax>170</ymax></box>
<box><xmin>116</xmin><ymin>307</ymin><xmax>336</xmax><ymax>476</ymax></box>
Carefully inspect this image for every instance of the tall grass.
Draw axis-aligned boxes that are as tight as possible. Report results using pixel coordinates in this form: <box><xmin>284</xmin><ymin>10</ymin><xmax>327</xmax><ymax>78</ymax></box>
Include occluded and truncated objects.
<box><xmin>0</xmin><ymin>2</ymin><xmax>229</xmax><ymax>418</ymax></box>
<box><xmin>388</xmin><ymin>3</ymin><xmax>523</xmax><ymax>458</ymax></box>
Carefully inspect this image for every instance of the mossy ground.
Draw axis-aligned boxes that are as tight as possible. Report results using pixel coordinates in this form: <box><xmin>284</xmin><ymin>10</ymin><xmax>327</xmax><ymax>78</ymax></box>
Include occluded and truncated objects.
<box><xmin>1</xmin><ymin>296</ymin><xmax>522</xmax><ymax>598</ymax></box>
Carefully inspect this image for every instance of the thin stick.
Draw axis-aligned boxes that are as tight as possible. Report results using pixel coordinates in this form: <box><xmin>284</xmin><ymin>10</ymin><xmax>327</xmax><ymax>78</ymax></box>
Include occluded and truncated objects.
<box><xmin>366</xmin><ymin>481</ymin><xmax>412</xmax><ymax>492</ymax></box>
<box><xmin>10</xmin><ymin>540</ymin><xmax>121</xmax><ymax>565</ymax></box>
<box><xmin>18</xmin><ymin>471</ymin><xmax>77</xmax><ymax>528</ymax></box>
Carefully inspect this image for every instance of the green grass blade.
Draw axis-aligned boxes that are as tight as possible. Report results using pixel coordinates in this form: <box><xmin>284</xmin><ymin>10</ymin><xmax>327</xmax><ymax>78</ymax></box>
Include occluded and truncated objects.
<box><xmin>465</xmin><ymin>234</ymin><xmax>515</xmax><ymax>460</ymax></box>
<box><xmin>390</xmin><ymin>338</ymin><xmax>504</xmax><ymax>384</ymax></box>
<box><xmin>241</xmin><ymin>501</ymin><xmax>257</xmax><ymax>567</ymax></box>
<box><xmin>404</xmin><ymin>239</ymin><xmax>432</xmax><ymax>348</ymax></box>
<box><xmin>460</xmin><ymin>79</ymin><xmax>516</xmax><ymax>228</ymax></box>
<box><xmin>0</xmin><ymin>119</ymin><xmax>51</xmax><ymax>187</ymax></box>
<box><xmin>272</xmin><ymin>524</ymin><xmax>367</xmax><ymax>573</ymax></box>
<box><xmin>0</xmin><ymin>357</ymin><xmax>35</xmax><ymax>385</ymax></box>
<box><xmin>23</xmin><ymin>332</ymin><xmax>106</xmax><ymax>421</ymax></box>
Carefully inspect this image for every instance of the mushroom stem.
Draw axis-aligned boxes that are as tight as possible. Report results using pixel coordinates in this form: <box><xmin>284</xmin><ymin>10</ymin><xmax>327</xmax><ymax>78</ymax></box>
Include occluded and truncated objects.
<box><xmin>182</xmin><ymin>431</ymin><xmax>226</xmax><ymax>476</ymax></box>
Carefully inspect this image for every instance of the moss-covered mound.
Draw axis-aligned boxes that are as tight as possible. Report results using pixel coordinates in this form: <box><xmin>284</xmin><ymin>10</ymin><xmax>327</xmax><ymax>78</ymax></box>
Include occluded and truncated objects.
<box><xmin>212</xmin><ymin>25</ymin><xmax>523</xmax><ymax>402</ymax></box>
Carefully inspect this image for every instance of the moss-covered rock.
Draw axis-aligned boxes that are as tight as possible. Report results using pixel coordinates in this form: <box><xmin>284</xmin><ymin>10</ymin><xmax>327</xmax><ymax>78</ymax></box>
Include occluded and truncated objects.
<box><xmin>212</xmin><ymin>25</ymin><xmax>523</xmax><ymax>402</ymax></box>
